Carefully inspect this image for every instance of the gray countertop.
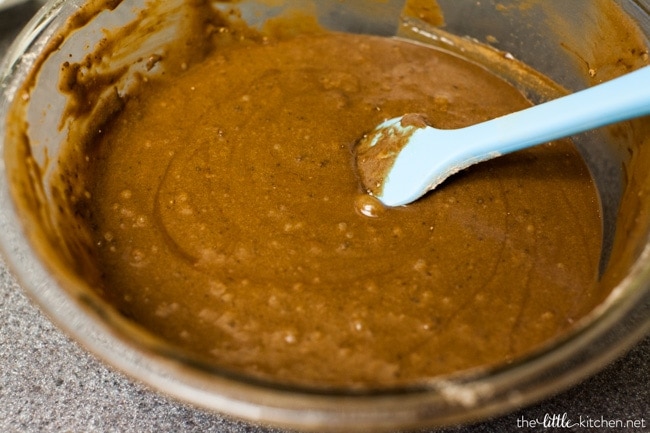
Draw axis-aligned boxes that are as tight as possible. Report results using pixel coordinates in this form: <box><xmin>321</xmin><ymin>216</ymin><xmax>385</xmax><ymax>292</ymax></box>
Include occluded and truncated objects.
<box><xmin>1</xmin><ymin>2</ymin><xmax>648</xmax><ymax>432</ymax></box>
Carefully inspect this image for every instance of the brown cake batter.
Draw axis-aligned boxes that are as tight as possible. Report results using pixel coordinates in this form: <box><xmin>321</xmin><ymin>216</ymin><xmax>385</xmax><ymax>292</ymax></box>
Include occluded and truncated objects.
<box><xmin>69</xmin><ymin>29</ymin><xmax>603</xmax><ymax>388</ymax></box>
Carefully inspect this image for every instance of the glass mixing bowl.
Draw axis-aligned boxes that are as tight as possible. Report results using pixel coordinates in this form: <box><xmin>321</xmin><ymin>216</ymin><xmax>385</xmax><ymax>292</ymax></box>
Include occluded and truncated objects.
<box><xmin>1</xmin><ymin>0</ymin><xmax>648</xmax><ymax>431</ymax></box>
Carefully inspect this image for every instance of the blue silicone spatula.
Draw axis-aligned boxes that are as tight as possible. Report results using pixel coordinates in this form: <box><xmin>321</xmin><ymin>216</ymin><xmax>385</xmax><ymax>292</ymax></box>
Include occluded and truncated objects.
<box><xmin>355</xmin><ymin>66</ymin><xmax>650</xmax><ymax>207</ymax></box>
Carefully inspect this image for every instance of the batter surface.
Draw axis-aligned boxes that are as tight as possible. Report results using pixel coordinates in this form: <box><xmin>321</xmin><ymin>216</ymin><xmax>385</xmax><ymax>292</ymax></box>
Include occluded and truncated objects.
<box><xmin>80</xmin><ymin>32</ymin><xmax>602</xmax><ymax>388</ymax></box>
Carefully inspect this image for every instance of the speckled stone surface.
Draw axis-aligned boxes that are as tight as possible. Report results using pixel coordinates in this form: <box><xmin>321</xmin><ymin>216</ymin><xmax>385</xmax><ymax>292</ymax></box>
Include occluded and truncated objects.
<box><xmin>1</xmin><ymin>2</ymin><xmax>648</xmax><ymax>432</ymax></box>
